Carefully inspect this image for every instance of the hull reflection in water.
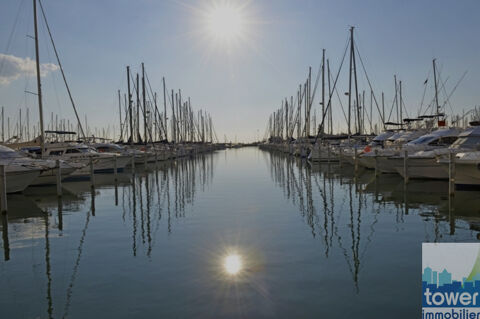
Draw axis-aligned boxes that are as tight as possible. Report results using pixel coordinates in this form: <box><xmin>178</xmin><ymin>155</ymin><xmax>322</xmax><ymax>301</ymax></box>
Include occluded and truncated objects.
<box><xmin>1</xmin><ymin>148</ymin><xmax>480</xmax><ymax>319</ymax></box>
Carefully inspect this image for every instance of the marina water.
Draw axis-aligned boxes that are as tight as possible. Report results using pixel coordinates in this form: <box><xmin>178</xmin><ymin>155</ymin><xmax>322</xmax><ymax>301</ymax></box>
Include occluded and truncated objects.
<box><xmin>1</xmin><ymin>147</ymin><xmax>479</xmax><ymax>318</ymax></box>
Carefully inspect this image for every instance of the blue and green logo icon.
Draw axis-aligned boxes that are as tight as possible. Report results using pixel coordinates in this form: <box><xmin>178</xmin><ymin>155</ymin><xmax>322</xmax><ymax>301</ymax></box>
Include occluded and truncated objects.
<box><xmin>423</xmin><ymin>243</ymin><xmax>480</xmax><ymax>318</ymax></box>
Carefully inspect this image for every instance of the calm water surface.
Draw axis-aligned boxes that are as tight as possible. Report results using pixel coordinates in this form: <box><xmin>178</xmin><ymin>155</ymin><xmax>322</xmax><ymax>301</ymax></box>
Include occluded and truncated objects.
<box><xmin>1</xmin><ymin>147</ymin><xmax>480</xmax><ymax>318</ymax></box>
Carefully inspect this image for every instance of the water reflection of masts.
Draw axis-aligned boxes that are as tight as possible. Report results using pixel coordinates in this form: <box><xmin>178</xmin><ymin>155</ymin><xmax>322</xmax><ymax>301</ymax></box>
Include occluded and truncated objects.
<box><xmin>144</xmin><ymin>173</ymin><xmax>152</xmax><ymax>256</ymax></box>
<box><xmin>351</xmin><ymin>182</ymin><xmax>361</xmax><ymax>292</ymax></box>
<box><xmin>126</xmin><ymin>154</ymin><xmax>216</xmax><ymax>256</ymax></box>
<box><xmin>267</xmin><ymin>153</ymin><xmax>375</xmax><ymax>292</ymax></box>
<box><xmin>312</xmin><ymin>168</ymin><xmax>333</xmax><ymax>257</ymax></box>
<box><xmin>132</xmin><ymin>174</ymin><xmax>137</xmax><ymax>256</ymax></box>
<box><xmin>138</xmin><ymin>176</ymin><xmax>145</xmax><ymax>245</ymax></box>
<box><xmin>62</xmin><ymin>208</ymin><xmax>91</xmax><ymax>319</ymax></box>
<box><xmin>2</xmin><ymin>213</ymin><xmax>9</xmax><ymax>261</ymax></box>
<box><xmin>44</xmin><ymin>212</ymin><xmax>54</xmax><ymax>319</ymax></box>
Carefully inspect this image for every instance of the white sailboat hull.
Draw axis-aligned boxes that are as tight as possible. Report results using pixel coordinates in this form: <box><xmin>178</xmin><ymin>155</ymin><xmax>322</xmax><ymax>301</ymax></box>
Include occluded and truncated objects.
<box><xmin>394</xmin><ymin>157</ymin><xmax>448</xmax><ymax>180</ymax></box>
<box><xmin>6</xmin><ymin>168</ymin><xmax>42</xmax><ymax>193</ymax></box>
<box><xmin>30</xmin><ymin>166</ymin><xmax>78</xmax><ymax>186</ymax></box>
<box><xmin>451</xmin><ymin>162</ymin><xmax>480</xmax><ymax>186</ymax></box>
<box><xmin>70</xmin><ymin>155</ymin><xmax>130</xmax><ymax>176</ymax></box>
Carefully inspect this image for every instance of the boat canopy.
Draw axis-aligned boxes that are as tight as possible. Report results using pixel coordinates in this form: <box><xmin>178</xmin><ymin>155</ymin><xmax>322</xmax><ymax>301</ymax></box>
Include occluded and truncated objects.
<box><xmin>450</xmin><ymin>126</ymin><xmax>480</xmax><ymax>150</ymax></box>
<box><xmin>373</xmin><ymin>131</ymin><xmax>395</xmax><ymax>141</ymax></box>
<box><xmin>0</xmin><ymin>145</ymin><xmax>23</xmax><ymax>158</ymax></box>
<box><xmin>406</xmin><ymin>128</ymin><xmax>461</xmax><ymax>146</ymax></box>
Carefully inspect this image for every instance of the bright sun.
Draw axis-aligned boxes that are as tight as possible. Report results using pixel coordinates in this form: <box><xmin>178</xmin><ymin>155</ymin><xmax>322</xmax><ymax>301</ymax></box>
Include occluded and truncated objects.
<box><xmin>224</xmin><ymin>254</ymin><xmax>242</xmax><ymax>275</ymax></box>
<box><xmin>206</xmin><ymin>4</ymin><xmax>245</xmax><ymax>41</ymax></box>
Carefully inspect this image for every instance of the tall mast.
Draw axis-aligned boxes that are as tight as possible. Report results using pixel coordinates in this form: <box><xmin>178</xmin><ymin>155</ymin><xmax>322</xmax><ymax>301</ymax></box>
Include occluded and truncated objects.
<box><xmin>432</xmin><ymin>58</ymin><xmax>440</xmax><ymax>115</ymax></box>
<box><xmin>285</xmin><ymin>98</ymin><xmax>288</xmax><ymax>140</ymax></box>
<box><xmin>127</xmin><ymin>66</ymin><xmax>133</xmax><ymax>145</ymax></box>
<box><xmin>347</xmin><ymin>27</ymin><xmax>353</xmax><ymax>135</ymax></box>
<box><xmin>171</xmin><ymin>90</ymin><xmax>175</xmax><ymax>143</ymax></box>
<box><xmin>394</xmin><ymin>75</ymin><xmax>399</xmax><ymax>125</ymax></box>
<box><xmin>142</xmin><ymin>63</ymin><xmax>147</xmax><ymax>144</ymax></box>
<box><xmin>382</xmin><ymin>92</ymin><xmax>385</xmax><ymax>127</ymax></box>
<box><xmin>351</xmin><ymin>27</ymin><xmax>360</xmax><ymax>134</ymax></box>
<box><xmin>321</xmin><ymin>49</ymin><xmax>325</xmax><ymax>135</ymax></box>
<box><xmin>118</xmin><ymin>89</ymin><xmax>122</xmax><ymax>141</ymax></box>
<box><xmin>33</xmin><ymin>0</ymin><xmax>45</xmax><ymax>156</ymax></box>
<box><xmin>178</xmin><ymin>90</ymin><xmax>182</xmax><ymax>142</ymax></box>
<box><xmin>1</xmin><ymin>106</ymin><xmax>4</xmax><ymax>142</ymax></box>
<box><xmin>162</xmin><ymin>77</ymin><xmax>167</xmax><ymax>141</ymax></box>
<box><xmin>399</xmin><ymin>80</ymin><xmax>403</xmax><ymax>129</ymax></box>
<box><xmin>327</xmin><ymin>59</ymin><xmax>332</xmax><ymax>135</ymax></box>
<box><xmin>297</xmin><ymin>85</ymin><xmax>301</xmax><ymax>139</ymax></box>
<box><xmin>136</xmin><ymin>73</ymin><xmax>140</xmax><ymax>143</ymax></box>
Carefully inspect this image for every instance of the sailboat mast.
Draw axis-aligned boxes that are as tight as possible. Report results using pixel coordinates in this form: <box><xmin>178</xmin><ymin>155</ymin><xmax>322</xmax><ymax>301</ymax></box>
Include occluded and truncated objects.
<box><xmin>351</xmin><ymin>27</ymin><xmax>360</xmax><ymax>134</ymax></box>
<box><xmin>171</xmin><ymin>90</ymin><xmax>175</xmax><ymax>143</ymax></box>
<box><xmin>327</xmin><ymin>59</ymin><xmax>332</xmax><ymax>135</ymax></box>
<box><xmin>433</xmin><ymin>58</ymin><xmax>440</xmax><ymax>115</ymax></box>
<box><xmin>399</xmin><ymin>80</ymin><xmax>403</xmax><ymax>129</ymax></box>
<box><xmin>162</xmin><ymin>77</ymin><xmax>167</xmax><ymax>141</ymax></box>
<box><xmin>142</xmin><ymin>63</ymin><xmax>147</xmax><ymax>144</ymax></box>
<box><xmin>1</xmin><ymin>106</ymin><xmax>4</xmax><ymax>142</ymax></box>
<box><xmin>347</xmin><ymin>27</ymin><xmax>353</xmax><ymax>135</ymax></box>
<box><xmin>321</xmin><ymin>49</ymin><xmax>325</xmax><ymax>135</ymax></box>
<box><xmin>136</xmin><ymin>73</ymin><xmax>140</xmax><ymax>143</ymax></box>
<box><xmin>127</xmin><ymin>66</ymin><xmax>133</xmax><ymax>145</ymax></box>
<box><xmin>33</xmin><ymin>0</ymin><xmax>45</xmax><ymax>156</ymax></box>
<box><xmin>118</xmin><ymin>89</ymin><xmax>122</xmax><ymax>141</ymax></box>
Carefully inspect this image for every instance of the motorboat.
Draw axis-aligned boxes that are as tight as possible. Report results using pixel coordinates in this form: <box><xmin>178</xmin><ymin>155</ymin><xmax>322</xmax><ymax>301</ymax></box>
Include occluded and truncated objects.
<box><xmin>22</xmin><ymin>143</ymin><xmax>130</xmax><ymax>178</ymax></box>
<box><xmin>359</xmin><ymin>129</ymin><xmax>426</xmax><ymax>173</ymax></box>
<box><xmin>388</xmin><ymin>127</ymin><xmax>462</xmax><ymax>179</ymax></box>
<box><xmin>0</xmin><ymin>145</ymin><xmax>44</xmax><ymax>192</ymax></box>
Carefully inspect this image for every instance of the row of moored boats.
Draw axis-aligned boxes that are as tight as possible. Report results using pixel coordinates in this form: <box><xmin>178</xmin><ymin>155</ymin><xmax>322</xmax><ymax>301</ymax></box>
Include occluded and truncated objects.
<box><xmin>0</xmin><ymin>140</ymin><xmax>224</xmax><ymax>193</ymax></box>
<box><xmin>260</xmin><ymin>121</ymin><xmax>480</xmax><ymax>186</ymax></box>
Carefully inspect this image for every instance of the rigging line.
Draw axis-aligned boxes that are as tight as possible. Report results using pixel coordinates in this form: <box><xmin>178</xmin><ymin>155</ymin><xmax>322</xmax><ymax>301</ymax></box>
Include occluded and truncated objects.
<box><xmin>386</xmin><ymin>81</ymin><xmax>397</xmax><ymax>123</ymax></box>
<box><xmin>289</xmin><ymin>93</ymin><xmax>301</xmax><ymax>135</ymax></box>
<box><xmin>400</xmin><ymin>92</ymin><xmax>410</xmax><ymax>120</ymax></box>
<box><xmin>436</xmin><ymin>68</ymin><xmax>453</xmax><ymax>114</ymax></box>
<box><xmin>330</xmin><ymin>70</ymin><xmax>349</xmax><ymax>125</ymax></box>
<box><xmin>0</xmin><ymin>0</ymin><xmax>26</xmax><ymax>76</ymax></box>
<box><xmin>418</xmin><ymin>69</ymin><xmax>431</xmax><ymax>116</ymax></box>
<box><xmin>308</xmin><ymin>59</ymin><xmax>323</xmax><ymax>114</ymax></box>
<box><xmin>144</xmin><ymin>70</ymin><xmax>167</xmax><ymax>139</ymax></box>
<box><xmin>354</xmin><ymin>43</ymin><xmax>386</xmax><ymax>129</ymax></box>
<box><xmin>362</xmin><ymin>96</ymin><xmax>374</xmax><ymax>132</ymax></box>
<box><xmin>39</xmin><ymin>15</ymin><xmax>63</xmax><ymax>119</ymax></box>
<box><xmin>301</xmin><ymin>60</ymin><xmax>323</xmax><ymax>137</ymax></box>
<box><xmin>129</xmin><ymin>72</ymin><xmax>156</xmax><ymax>145</ymax></box>
<box><xmin>420</xmin><ymin>76</ymin><xmax>450</xmax><ymax>117</ymax></box>
<box><xmin>61</xmin><ymin>210</ymin><xmax>91</xmax><ymax>319</ymax></box>
<box><xmin>440</xmin><ymin>70</ymin><xmax>468</xmax><ymax>116</ymax></box>
<box><xmin>38</xmin><ymin>0</ymin><xmax>86</xmax><ymax>139</ymax></box>
<box><xmin>314</xmin><ymin>33</ymin><xmax>349</xmax><ymax>142</ymax></box>
<box><xmin>401</xmin><ymin>94</ymin><xmax>410</xmax><ymax>119</ymax></box>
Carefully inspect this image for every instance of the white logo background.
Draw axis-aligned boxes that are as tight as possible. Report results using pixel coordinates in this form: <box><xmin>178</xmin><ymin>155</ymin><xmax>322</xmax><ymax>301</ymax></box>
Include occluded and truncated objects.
<box><xmin>423</xmin><ymin>243</ymin><xmax>479</xmax><ymax>282</ymax></box>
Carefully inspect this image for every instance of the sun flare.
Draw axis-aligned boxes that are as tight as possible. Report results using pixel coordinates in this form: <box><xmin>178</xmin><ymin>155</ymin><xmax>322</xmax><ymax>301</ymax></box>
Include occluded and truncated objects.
<box><xmin>205</xmin><ymin>3</ymin><xmax>245</xmax><ymax>41</ymax></box>
<box><xmin>224</xmin><ymin>254</ymin><xmax>242</xmax><ymax>275</ymax></box>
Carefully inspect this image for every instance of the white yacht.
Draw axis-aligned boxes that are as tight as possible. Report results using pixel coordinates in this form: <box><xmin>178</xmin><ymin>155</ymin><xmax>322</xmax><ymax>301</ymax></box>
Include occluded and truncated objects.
<box><xmin>359</xmin><ymin>130</ymin><xmax>426</xmax><ymax>173</ymax></box>
<box><xmin>308</xmin><ymin>142</ymin><xmax>338</xmax><ymax>162</ymax></box>
<box><xmin>99</xmin><ymin>143</ymin><xmax>164</xmax><ymax>165</ymax></box>
<box><xmin>437</xmin><ymin>124</ymin><xmax>480</xmax><ymax>185</ymax></box>
<box><xmin>23</xmin><ymin>143</ymin><xmax>130</xmax><ymax>178</ymax></box>
<box><xmin>447</xmin><ymin>151</ymin><xmax>480</xmax><ymax>186</ymax></box>
<box><xmin>389</xmin><ymin>127</ymin><xmax>461</xmax><ymax>179</ymax></box>
<box><xmin>0</xmin><ymin>145</ymin><xmax>44</xmax><ymax>192</ymax></box>
<box><xmin>356</xmin><ymin>131</ymin><xmax>396</xmax><ymax>168</ymax></box>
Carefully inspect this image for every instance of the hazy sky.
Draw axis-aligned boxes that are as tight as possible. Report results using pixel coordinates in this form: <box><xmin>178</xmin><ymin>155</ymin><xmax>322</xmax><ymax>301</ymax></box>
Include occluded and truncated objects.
<box><xmin>1</xmin><ymin>0</ymin><xmax>479</xmax><ymax>142</ymax></box>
